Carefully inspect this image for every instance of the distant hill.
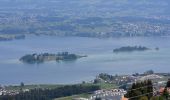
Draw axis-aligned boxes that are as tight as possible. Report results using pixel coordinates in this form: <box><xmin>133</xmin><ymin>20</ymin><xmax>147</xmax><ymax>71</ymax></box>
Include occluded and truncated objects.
<box><xmin>0</xmin><ymin>0</ymin><xmax>170</xmax><ymax>38</ymax></box>
<box><xmin>0</xmin><ymin>0</ymin><xmax>169</xmax><ymax>17</ymax></box>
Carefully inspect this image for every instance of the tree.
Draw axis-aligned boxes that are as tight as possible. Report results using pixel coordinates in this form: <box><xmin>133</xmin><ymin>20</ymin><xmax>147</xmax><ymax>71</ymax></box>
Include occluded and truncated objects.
<box><xmin>163</xmin><ymin>88</ymin><xmax>169</xmax><ymax>100</ymax></box>
<box><xmin>93</xmin><ymin>79</ymin><xmax>101</xmax><ymax>84</ymax></box>
<box><xmin>125</xmin><ymin>80</ymin><xmax>153</xmax><ymax>100</ymax></box>
<box><xmin>0</xmin><ymin>84</ymin><xmax>100</xmax><ymax>100</ymax></box>
<box><xmin>150</xmin><ymin>96</ymin><xmax>164</xmax><ymax>100</ymax></box>
<box><xmin>20</xmin><ymin>82</ymin><xmax>25</xmax><ymax>92</ymax></box>
<box><xmin>82</xmin><ymin>81</ymin><xmax>86</xmax><ymax>84</ymax></box>
<box><xmin>166</xmin><ymin>79</ymin><xmax>170</xmax><ymax>88</ymax></box>
<box><xmin>139</xmin><ymin>96</ymin><xmax>148</xmax><ymax>100</ymax></box>
<box><xmin>95</xmin><ymin>98</ymin><xmax>102</xmax><ymax>100</ymax></box>
<box><xmin>20</xmin><ymin>82</ymin><xmax>25</xmax><ymax>87</ymax></box>
<box><xmin>133</xmin><ymin>90</ymin><xmax>142</xmax><ymax>100</ymax></box>
<box><xmin>144</xmin><ymin>70</ymin><xmax>154</xmax><ymax>75</ymax></box>
<box><xmin>162</xmin><ymin>79</ymin><xmax>170</xmax><ymax>99</ymax></box>
<box><xmin>147</xmin><ymin>80</ymin><xmax>153</xmax><ymax>99</ymax></box>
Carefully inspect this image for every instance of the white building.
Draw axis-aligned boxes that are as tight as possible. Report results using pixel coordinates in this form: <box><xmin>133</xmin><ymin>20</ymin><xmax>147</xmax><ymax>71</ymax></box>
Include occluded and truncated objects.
<box><xmin>90</xmin><ymin>89</ymin><xmax>127</xmax><ymax>100</ymax></box>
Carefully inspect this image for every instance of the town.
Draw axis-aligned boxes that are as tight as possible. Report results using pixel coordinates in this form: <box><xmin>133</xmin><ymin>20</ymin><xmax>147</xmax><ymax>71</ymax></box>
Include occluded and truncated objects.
<box><xmin>0</xmin><ymin>0</ymin><xmax>170</xmax><ymax>41</ymax></box>
<box><xmin>0</xmin><ymin>70</ymin><xmax>170</xmax><ymax>100</ymax></box>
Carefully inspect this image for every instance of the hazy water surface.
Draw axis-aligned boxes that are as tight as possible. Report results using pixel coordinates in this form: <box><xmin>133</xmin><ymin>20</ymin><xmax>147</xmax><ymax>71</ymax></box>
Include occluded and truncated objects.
<box><xmin>0</xmin><ymin>36</ymin><xmax>170</xmax><ymax>85</ymax></box>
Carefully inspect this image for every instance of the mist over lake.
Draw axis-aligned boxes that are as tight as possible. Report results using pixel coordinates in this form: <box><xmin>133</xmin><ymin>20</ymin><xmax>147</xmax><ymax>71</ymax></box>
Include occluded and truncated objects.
<box><xmin>0</xmin><ymin>36</ymin><xmax>170</xmax><ymax>85</ymax></box>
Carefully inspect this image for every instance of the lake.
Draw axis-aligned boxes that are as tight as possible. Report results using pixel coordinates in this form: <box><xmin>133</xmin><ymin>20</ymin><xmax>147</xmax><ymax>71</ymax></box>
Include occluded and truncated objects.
<box><xmin>0</xmin><ymin>36</ymin><xmax>170</xmax><ymax>85</ymax></box>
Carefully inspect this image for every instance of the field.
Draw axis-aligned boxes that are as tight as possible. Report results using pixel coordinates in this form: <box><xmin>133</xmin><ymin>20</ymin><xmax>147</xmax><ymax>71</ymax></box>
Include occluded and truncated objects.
<box><xmin>53</xmin><ymin>83</ymin><xmax>117</xmax><ymax>100</ymax></box>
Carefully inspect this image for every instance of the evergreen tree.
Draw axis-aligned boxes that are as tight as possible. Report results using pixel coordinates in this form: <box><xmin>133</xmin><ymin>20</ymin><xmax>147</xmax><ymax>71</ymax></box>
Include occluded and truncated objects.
<box><xmin>166</xmin><ymin>79</ymin><xmax>170</xmax><ymax>88</ymax></box>
<box><xmin>162</xmin><ymin>79</ymin><xmax>170</xmax><ymax>99</ymax></box>
<box><xmin>147</xmin><ymin>80</ymin><xmax>153</xmax><ymax>99</ymax></box>
<box><xmin>125</xmin><ymin>80</ymin><xmax>153</xmax><ymax>100</ymax></box>
<box><xmin>139</xmin><ymin>96</ymin><xmax>148</xmax><ymax>100</ymax></box>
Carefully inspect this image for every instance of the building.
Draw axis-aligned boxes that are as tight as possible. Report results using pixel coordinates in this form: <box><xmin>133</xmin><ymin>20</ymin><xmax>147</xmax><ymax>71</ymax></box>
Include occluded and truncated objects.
<box><xmin>159</xmin><ymin>87</ymin><xmax>170</xmax><ymax>95</ymax></box>
<box><xmin>73</xmin><ymin>97</ymin><xmax>88</xmax><ymax>100</ymax></box>
<box><xmin>89</xmin><ymin>89</ymin><xmax>127</xmax><ymax>100</ymax></box>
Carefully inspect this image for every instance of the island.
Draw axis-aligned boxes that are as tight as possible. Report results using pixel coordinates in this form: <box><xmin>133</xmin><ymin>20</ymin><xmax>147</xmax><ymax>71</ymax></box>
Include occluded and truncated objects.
<box><xmin>0</xmin><ymin>34</ymin><xmax>25</xmax><ymax>41</ymax></box>
<box><xmin>113</xmin><ymin>46</ymin><xmax>150</xmax><ymax>53</ymax></box>
<box><xmin>20</xmin><ymin>52</ymin><xmax>87</xmax><ymax>64</ymax></box>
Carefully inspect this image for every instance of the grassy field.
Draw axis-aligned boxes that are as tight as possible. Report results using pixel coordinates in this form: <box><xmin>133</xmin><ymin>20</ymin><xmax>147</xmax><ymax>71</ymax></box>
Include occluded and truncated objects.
<box><xmin>6</xmin><ymin>82</ymin><xmax>117</xmax><ymax>90</ymax></box>
<box><xmin>53</xmin><ymin>83</ymin><xmax>117</xmax><ymax>100</ymax></box>
<box><xmin>5</xmin><ymin>83</ymin><xmax>117</xmax><ymax>99</ymax></box>
<box><xmin>54</xmin><ymin>93</ymin><xmax>90</xmax><ymax>100</ymax></box>
<box><xmin>6</xmin><ymin>84</ymin><xmax>64</xmax><ymax>91</ymax></box>
<box><xmin>96</xmin><ymin>83</ymin><xmax>117</xmax><ymax>89</ymax></box>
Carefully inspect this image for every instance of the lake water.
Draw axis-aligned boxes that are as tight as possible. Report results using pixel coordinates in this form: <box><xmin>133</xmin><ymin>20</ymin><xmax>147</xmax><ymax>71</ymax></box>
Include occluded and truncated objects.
<box><xmin>0</xmin><ymin>36</ymin><xmax>170</xmax><ymax>85</ymax></box>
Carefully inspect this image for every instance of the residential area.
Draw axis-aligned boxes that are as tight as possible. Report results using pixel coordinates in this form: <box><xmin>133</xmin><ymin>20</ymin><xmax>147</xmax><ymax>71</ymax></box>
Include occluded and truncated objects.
<box><xmin>1</xmin><ymin>71</ymin><xmax>170</xmax><ymax>100</ymax></box>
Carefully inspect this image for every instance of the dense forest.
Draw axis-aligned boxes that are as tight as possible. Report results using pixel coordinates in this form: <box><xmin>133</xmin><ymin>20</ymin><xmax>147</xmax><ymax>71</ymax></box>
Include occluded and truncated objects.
<box><xmin>125</xmin><ymin>79</ymin><xmax>170</xmax><ymax>100</ymax></box>
<box><xmin>125</xmin><ymin>80</ymin><xmax>153</xmax><ymax>100</ymax></box>
<box><xmin>0</xmin><ymin>85</ymin><xmax>100</xmax><ymax>100</ymax></box>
